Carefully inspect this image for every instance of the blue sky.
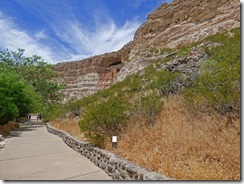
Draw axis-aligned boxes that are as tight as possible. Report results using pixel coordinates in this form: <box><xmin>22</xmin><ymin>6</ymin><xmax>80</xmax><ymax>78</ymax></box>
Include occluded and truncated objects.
<box><xmin>0</xmin><ymin>0</ymin><xmax>172</xmax><ymax>63</ymax></box>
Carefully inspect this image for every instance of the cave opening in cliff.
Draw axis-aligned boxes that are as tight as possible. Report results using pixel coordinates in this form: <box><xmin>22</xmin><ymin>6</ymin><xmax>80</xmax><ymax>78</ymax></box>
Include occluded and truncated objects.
<box><xmin>108</xmin><ymin>61</ymin><xmax>122</xmax><ymax>67</ymax></box>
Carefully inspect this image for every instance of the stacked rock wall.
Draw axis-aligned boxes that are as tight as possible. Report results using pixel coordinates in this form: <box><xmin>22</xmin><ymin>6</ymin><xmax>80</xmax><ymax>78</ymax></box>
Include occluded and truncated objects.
<box><xmin>46</xmin><ymin>123</ymin><xmax>172</xmax><ymax>180</ymax></box>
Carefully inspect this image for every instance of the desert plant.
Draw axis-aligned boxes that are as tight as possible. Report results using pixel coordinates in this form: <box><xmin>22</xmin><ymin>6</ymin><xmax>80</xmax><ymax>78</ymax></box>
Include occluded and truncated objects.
<box><xmin>134</xmin><ymin>92</ymin><xmax>164</xmax><ymax>123</ymax></box>
<box><xmin>144</xmin><ymin>65</ymin><xmax>180</xmax><ymax>96</ymax></box>
<box><xmin>79</xmin><ymin>97</ymin><xmax>130</xmax><ymax>147</ymax></box>
<box><xmin>184</xmin><ymin>28</ymin><xmax>240</xmax><ymax>115</ymax></box>
<box><xmin>160</xmin><ymin>47</ymin><xmax>174</xmax><ymax>54</ymax></box>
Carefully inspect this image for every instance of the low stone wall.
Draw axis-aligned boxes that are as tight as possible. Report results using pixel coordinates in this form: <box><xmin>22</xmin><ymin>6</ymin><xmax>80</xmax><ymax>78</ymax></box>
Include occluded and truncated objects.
<box><xmin>46</xmin><ymin>123</ymin><xmax>172</xmax><ymax>180</ymax></box>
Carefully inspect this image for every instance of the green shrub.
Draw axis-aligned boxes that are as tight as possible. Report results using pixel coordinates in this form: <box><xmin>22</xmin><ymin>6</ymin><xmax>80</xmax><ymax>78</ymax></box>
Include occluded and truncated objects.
<box><xmin>178</xmin><ymin>46</ymin><xmax>192</xmax><ymax>57</ymax></box>
<box><xmin>160</xmin><ymin>48</ymin><xmax>174</xmax><ymax>54</ymax></box>
<box><xmin>111</xmin><ymin>73</ymin><xmax>142</xmax><ymax>93</ymax></box>
<box><xmin>64</xmin><ymin>96</ymin><xmax>94</xmax><ymax>117</ymax></box>
<box><xmin>134</xmin><ymin>92</ymin><xmax>164</xmax><ymax>123</ymax></box>
<box><xmin>144</xmin><ymin>65</ymin><xmax>180</xmax><ymax>96</ymax></box>
<box><xmin>0</xmin><ymin>71</ymin><xmax>42</xmax><ymax>125</ymax></box>
<box><xmin>184</xmin><ymin>28</ymin><xmax>240</xmax><ymax>114</ymax></box>
<box><xmin>199</xmin><ymin>59</ymin><xmax>218</xmax><ymax>74</ymax></box>
<box><xmin>41</xmin><ymin>104</ymin><xmax>65</xmax><ymax>122</ymax></box>
<box><xmin>79</xmin><ymin>97</ymin><xmax>130</xmax><ymax>147</ymax></box>
<box><xmin>61</xmin><ymin>73</ymin><xmax>142</xmax><ymax>119</ymax></box>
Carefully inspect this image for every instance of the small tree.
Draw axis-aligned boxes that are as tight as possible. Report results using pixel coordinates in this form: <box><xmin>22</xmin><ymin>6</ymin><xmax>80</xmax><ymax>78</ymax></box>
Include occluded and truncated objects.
<box><xmin>0</xmin><ymin>71</ymin><xmax>41</xmax><ymax>125</ymax></box>
<box><xmin>0</xmin><ymin>49</ymin><xmax>65</xmax><ymax>105</ymax></box>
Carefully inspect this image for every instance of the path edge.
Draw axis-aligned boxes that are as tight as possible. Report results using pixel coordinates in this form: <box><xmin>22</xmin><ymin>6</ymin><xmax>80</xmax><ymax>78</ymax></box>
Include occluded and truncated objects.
<box><xmin>46</xmin><ymin>123</ymin><xmax>172</xmax><ymax>180</ymax></box>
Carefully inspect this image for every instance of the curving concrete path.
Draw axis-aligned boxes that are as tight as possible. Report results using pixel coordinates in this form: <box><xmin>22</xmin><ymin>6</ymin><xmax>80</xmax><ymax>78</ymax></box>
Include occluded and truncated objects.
<box><xmin>0</xmin><ymin>123</ymin><xmax>111</xmax><ymax>180</ymax></box>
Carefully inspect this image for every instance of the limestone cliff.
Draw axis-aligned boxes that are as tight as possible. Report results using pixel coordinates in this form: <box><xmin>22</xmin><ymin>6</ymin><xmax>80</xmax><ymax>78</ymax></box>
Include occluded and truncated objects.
<box><xmin>129</xmin><ymin>0</ymin><xmax>240</xmax><ymax>59</ymax></box>
<box><xmin>54</xmin><ymin>0</ymin><xmax>240</xmax><ymax>102</ymax></box>
<box><xmin>55</xmin><ymin>51</ymin><xmax>123</xmax><ymax>102</ymax></box>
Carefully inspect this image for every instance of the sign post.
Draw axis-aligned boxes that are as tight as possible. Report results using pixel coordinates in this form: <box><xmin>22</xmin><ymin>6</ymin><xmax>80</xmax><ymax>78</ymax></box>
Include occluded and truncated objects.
<box><xmin>112</xmin><ymin>136</ymin><xmax>117</xmax><ymax>149</ymax></box>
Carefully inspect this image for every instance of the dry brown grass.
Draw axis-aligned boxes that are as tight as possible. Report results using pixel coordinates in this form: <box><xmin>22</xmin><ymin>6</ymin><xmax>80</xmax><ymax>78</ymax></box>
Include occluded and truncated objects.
<box><xmin>0</xmin><ymin>121</ymin><xmax>20</xmax><ymax>137</ymax></box>
<box><xmin>50</xmin><ymin>117</ymin><xmax>85</xmax><ymax>140</ymax></box>
<box><xmin>105</xmin><ymin>95</ymin><xmax>240</xmax><ymax>180</ymax></box>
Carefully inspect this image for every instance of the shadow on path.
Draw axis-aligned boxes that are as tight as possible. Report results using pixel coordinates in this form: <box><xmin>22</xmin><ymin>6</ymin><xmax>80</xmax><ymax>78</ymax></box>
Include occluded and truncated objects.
<box><xmin>8</xmin><ymin>122</ymin><xmax>45</xmax><ymax>138</ymax></box>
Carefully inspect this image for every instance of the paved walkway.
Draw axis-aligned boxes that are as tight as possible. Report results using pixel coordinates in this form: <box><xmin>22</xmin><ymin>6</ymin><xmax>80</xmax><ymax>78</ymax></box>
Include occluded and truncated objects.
<box><xmin>0</xmin><ymin>123</ymin><xmax>111</xmax><ymax>180</ymax></box>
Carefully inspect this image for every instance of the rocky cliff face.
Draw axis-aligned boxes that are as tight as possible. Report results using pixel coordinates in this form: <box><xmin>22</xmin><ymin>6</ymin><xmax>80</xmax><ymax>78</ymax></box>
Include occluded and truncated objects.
<box><xmin>129</xmin><ymin>0</ymin><xmax>240</xmax><ymax>59</ymax></box>
<box><xmin>54</xmin><ymin>51</ymin><xmax>124</xmax><ymax>102</ymax></box>
<box><xmin>54</xmin><ymin>0</ymin><xmax>240</xmax><ymax>102</ymax></box>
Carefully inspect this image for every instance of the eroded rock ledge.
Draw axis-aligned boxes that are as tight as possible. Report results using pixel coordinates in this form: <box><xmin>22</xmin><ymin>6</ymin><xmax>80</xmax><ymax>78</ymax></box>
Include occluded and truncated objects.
<box><xmin>46</xmin><ymin>123</ymin><xmax>172</xmax><ymax>180</ymax></box>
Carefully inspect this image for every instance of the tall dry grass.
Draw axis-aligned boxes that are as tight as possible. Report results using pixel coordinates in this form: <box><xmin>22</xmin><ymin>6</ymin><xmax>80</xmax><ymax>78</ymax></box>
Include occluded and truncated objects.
<box><xmin>50</xmin><ymin>117</ymin><xmax>85</xmax><ymax>140</ymax></box>
<box><xmin>0</xmin><ymin>121</ymin><xmax>20</xmax><ymax>137</ymax></box>
<box><xmin>105</xmin><ymin>95</ymin><xmax>240</xmax><ymax>180</ymax></box>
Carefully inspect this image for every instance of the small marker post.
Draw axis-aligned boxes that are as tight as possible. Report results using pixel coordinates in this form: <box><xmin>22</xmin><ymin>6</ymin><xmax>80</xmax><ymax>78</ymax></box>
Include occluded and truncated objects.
<box><xmin>112</xmin><ymin>136</ymin><xmax>117</xmax><ymax>149</ymax></box>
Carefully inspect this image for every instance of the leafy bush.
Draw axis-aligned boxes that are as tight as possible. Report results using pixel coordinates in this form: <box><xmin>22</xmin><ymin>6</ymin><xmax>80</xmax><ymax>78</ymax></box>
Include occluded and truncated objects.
<box><xmin>160</xmin><ymin>47</ymin><xmax>174</xmax><ymax>54</ymax></box>
<box><xmin>199</xmin><ymin>59</ymin><xmax>218</xmax><ymax>74</ymax></box>
<box><xmin>0</xmin><ymin>49</ymin><xmax>65</xmax><ymax>105</ymax></box>
<box><xmin>0</xmin><ymin>71</ymin><xmax>41</xmax><ymax>125</ymax></box>
<box><xmin>143</xmin><ymin>65</ymin><xmax>180</xmax><ymax>96</ymax></box>
<box><xmin>134</xmin><ymin>92</ymin><xmax>164</xmax><ymax>123</ymax></box>
<box><xmin>109</xmin><ymin>73</ymin><xmax>142</xmax><ymax>95</ymax></box>
<box><xmin>41</xmin><ymin>103</ymin><xmax>66</xmax><ymax>122</ymax></box>
<box><xmin>79</xmin><ymin>97</ymin><xmax>130</xmax><ymax>147</ymax></box>
<box><xmin>64</xmin><ymin>98</ymin><xmax>91</xmax><ymax>117</ymax></box>
<box><xmin>184</xmin><ymin>28</ymin><xmax>240</xmax><ymax>114</ymax></box>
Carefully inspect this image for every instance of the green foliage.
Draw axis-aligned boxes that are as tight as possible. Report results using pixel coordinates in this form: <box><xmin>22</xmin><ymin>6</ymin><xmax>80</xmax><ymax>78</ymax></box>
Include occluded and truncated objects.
<box><xmin>0</xmin><ymin>48</ymin><xmax>65</xmax><ymax>124</ymax></box>
<box><xmin>199</xmin><ymin>59</ymin><xmax>218</xmax><ymax>74</ymax></box>
<box><xmin>39</xmin><ymin>28</ymin><xmax>240</xmax><ymax>149</ymax></box>
<box><xmin>0</xmin><ymin>71</ymin><xmax>41</xmax><ymax>125</ymax></box>
<box><xmin>178</xmin><ymin>47</ymin><xmax>191</xmax><ymax>57</ymax></box>
<box><xmin>148</xmin><ymin>47</ymin><xmax>175</xmax><ymax>56</ymax></box>
<box><xmin>119</xmin><ymin>73</ymin><xmax>142</xmax><ymax>93</ymax></box>
<box><xmin>160</xmin><ymin>47</ymin><xmax>174</xmax><ymax>54</ymax></box>
<box><xmin>134</xmin><ymin>92</ymin><xmax>164</xmax><ymax>123</ymax></box>
<box><xmin>79</xmin><ymin>97</ymin><xmax>129</xmax><ymax>147</ymax></box>
<box><xmin>184</xmin><ymin>28</ymin><xmax>240</xmax><ymax>114</ymax></box>
<box><xmin>41</xmin><ymin>103</ymin><xmax>66</xmax><ymax>122</ymax></box>
<box><xmin>0</xmin><ymin>49</ymin><xmax>65</xmax><ymax>105</ymax></box>
<box><xmin>149</xmin><ymin>47</ymin><xmax>159</xmax><ymax>54</ymax></box>
<box><xmin>144</xmin><ymin>65</ymin><xmax>180</xmax><ymax>96</ymax></box>
<box><xmin>61</xmin><ymin>95</ymin><xmax>98</xmax><ymax>118</ymax></box>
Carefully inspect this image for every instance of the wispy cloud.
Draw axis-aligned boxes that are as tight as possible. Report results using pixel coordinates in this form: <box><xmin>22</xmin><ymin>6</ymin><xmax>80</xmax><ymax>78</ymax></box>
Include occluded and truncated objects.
<box><xmin>34</xmin><ymin>30</ymin><xmax>48</xmax><ymax>40</ymax></box>
<box><xmin>130</xmin><ymin>0</ymin><xmax>147</xmax><ymax>9</ymax></box>
<box><xmin>0</xmin><ymin>12</ymin><xmax>60</xmax><ymax>63</ymax></box>
<box><xmin>0</xmin><ymin>1</ymin><xmax>141</xmax><ymax>64</ymax></box>
<box><xmin>54</xmin><ymin>18</ymin><xmax>140</xmax><ymax>58</ymax></box>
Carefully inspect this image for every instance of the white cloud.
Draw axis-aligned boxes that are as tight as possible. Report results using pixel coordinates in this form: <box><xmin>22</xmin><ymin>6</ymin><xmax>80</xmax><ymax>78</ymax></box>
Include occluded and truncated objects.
<box><xmin>0</xmin><ymin>7</ymin><xmax>141</xmax><ymax>64</ymax></box>
<box><xmin>131</xmin><ymin>0</ymin><xmax>147</xmax><ymax>9</ymax></box>
<box><xmin>34</xmin><ymin>30</ymin><xmax>48</xmax><ymax>40</ymax></box>
<box><xmin>53</xmin><ymin>18</ymin><xmax>141</xmax><ymax>57</ymax></box>
<box><xmin>0</xmin><ymin>12</ymin><xmax>60</xmax><ymax>63</ymax></box>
